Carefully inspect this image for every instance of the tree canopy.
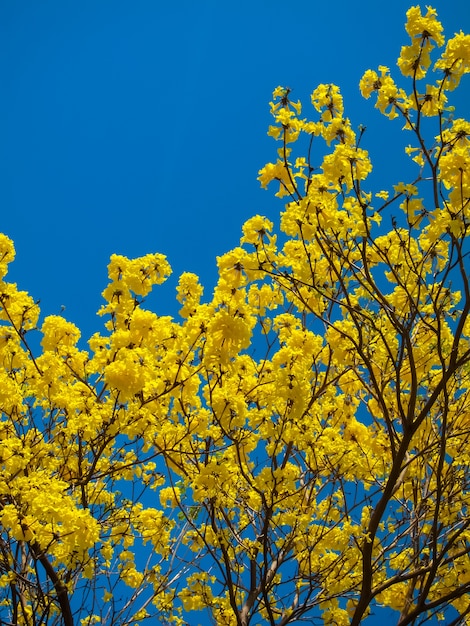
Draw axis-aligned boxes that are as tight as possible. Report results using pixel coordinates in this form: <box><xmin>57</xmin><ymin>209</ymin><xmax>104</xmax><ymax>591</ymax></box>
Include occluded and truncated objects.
<box><xmin>1</xmin><ymin>5</ymin><xmax>470</xmax><ymax>625</ymax></box>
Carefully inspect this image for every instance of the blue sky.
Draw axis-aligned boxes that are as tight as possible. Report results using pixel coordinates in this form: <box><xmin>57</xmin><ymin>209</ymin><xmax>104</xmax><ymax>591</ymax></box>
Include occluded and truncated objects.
<box><xmin>1</xmin><ymin>0</ymin><xmax>469</xmax><ymax>344</ymax></box>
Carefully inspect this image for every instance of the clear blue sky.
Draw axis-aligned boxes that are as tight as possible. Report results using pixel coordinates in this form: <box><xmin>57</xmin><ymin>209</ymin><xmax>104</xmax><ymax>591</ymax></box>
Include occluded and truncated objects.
<box><xmin>1</xmin><ymin>1</ymin><xmax>469</xmax><ymax>344</ymax></box>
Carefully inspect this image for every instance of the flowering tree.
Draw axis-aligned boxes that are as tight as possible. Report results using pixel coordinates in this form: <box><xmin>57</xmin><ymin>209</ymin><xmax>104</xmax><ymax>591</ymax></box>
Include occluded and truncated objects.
<box><xmin>1</xmin><ymin>5</ymin><xmax>470</xmax><ymax>625</ymax></box>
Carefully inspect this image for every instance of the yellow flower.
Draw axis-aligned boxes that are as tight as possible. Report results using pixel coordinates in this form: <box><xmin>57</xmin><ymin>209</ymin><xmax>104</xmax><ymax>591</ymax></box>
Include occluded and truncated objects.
<box><xmin>404</xmin><ymin>5</ymin><xmax>444</xmax><ymax>47</ymax></box>
<box><xmin>41</xmin><ymin>315</ymin><xmax>81</xmax><ymax>352</ymax></box>
<box><xmin>0</xmin><ymin>234</ymin><xmax>15</xmax><ymax>279</ymax></box>
<box><xmin>434</xmin><ymin>31</ymin><xmax>470</xmax><ymax>90</ymax></box>
<box><xmin>240</xmin><ymin>215</ymin><xmax>274</xmax><ymax>246</ymax></box>
<box><xmin>311</xmin><ymin>83</ymin><xmax>344</xmax><ymax>120</ymax></box>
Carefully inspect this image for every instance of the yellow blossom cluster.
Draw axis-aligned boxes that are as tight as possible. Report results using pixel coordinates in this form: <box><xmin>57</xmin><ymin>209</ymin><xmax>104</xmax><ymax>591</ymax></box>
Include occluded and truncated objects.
<box><xmin>0</xmin><ymin>5</ymin><xmax>469</xmax><ymax>626</ymax></box>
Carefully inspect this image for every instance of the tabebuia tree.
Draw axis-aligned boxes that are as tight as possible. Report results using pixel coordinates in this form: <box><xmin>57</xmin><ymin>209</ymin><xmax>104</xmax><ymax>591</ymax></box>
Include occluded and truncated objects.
<box><xmin>1</xmin><ymin>5</ymin><xmax>469</xmax><ymax>625</ymax></box>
